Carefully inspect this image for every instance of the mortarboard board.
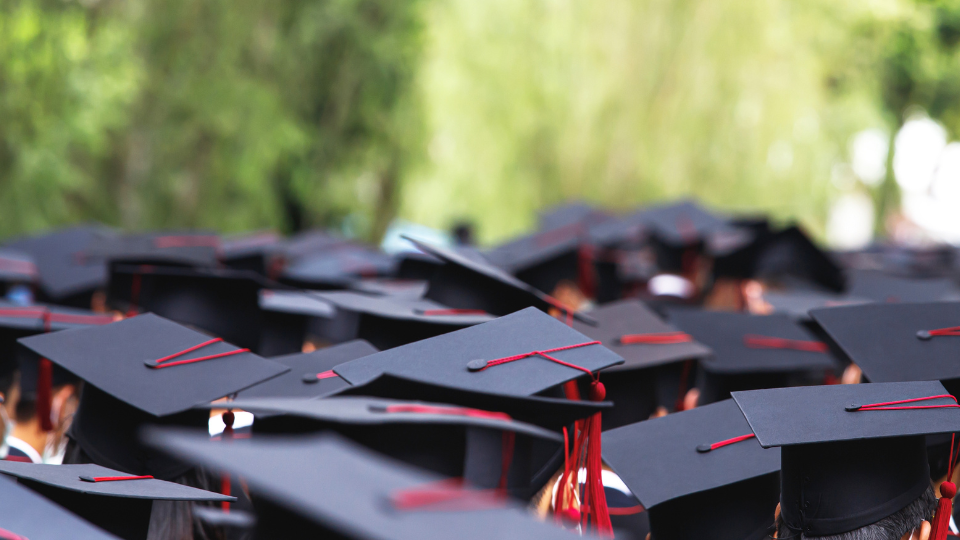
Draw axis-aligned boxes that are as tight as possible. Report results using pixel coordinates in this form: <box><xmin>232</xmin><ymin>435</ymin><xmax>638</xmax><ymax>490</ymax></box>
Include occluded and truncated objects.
<box><xmin>144</xmin><ymin>430</ymin><xmax>594</xmax><ymax>540</ymax></box>
<box><xmin>733</xmin><ymin>381</ymin><xmax>960</xmax><ymax>536</ymax></box>
<box><xmin>403</xmin><ymin>238</ymin><xmax>595</xmax><ymax>323</ymax></box>
<box><xmin>0</xmin><ymin>462</ymin><xmax>233</xmax><ymax>540</ymax></box>
<box><xmin>571</xmin><ymin>300</ymin><xmax>712</xmax><ymax>427</ymax></box>
<box><xmin>809</xmin><ymin>302</ymin><xmax>960</xmax><ymax>390</ymax></box>
<box><xmin>761</xmin><ymin>290</ymin><xmax>871</xmax><ymax>322</ymax></box>
<box><xmin>280</xmin><ymin>246</ymin><xmax>397</xmax><ymax>290</ymax></box>
<box><xmin>0</xmin><ymin>474</ymin><xmax>120</xmax><ymax>540</ymax></box>
<box><xmin>209</xmin><ymin>396</ymin><xmax>564</xmax><ymax>498</ymax></box>
<box><xmin>83</xmin><ymin>232</ymin><xmax>221</xmax><ymax>269</ymax></box>
<box><xmin>484</xmin><ymin>222</ymin><xmax>593</xmax><ymax>297</ymax></box>
<box><xmin>4</xmin><ymin>225</ymin><xmax>116</xmax><ymax>306</ymax></box>
<box><xmin>603</xmin><ymin>399</ymin><xmax>781</xmax><ymax>540</ymax></box>
<box><xmin>220</xmin><ymin>230</ymin><xmax>281</xmax><ymax>275</ymax></box>
<box><xmin>17</xmin><ymin>314</ymin><xmax>288</xmax><ymax>479</ymax></box>
<box><xmin>636</xmin><ymin>200</ymin><xmax>754</xmax><ymax>257</ymax></box>
<box><xmin>333</xmin><ymin>307</ymin><xmax>623</xmax><ymax>395</ymax></box>
<box><xmin>107</xmin><ymin>265</ymin><xmax>302</xmax><ymax>356</ymax></box>
<box><xmin>537</xmin><ymin>201</ymin><xmax>610</xmax><ymax>231</ymax></box>
<box><xmin>237</xmin><ymin>340</ymin><xmax>378</xmax><ymax>399</ymax></box>
<box><xmin>846</xmin><ymin>269</ymin><xmax>960</xmax><ymax>303</ymax></box>
<box><xmin>309</xmin><ymin>290</ymin><xmax>494</xmax><ymax>350</ymax></box>
<box><xmin>348</xmin><ymin>278</ymin><xmax>429</xmax><ymax>299</ymax></box>
<box><xmin>394</xmin><ymin>250</ymin><xmax>444</xmax><ymax>280</ymax></box>
<box><xmin>669</xmin><ymin>311</ymin><xmax>839</xmax><ymax>405</ymax></box>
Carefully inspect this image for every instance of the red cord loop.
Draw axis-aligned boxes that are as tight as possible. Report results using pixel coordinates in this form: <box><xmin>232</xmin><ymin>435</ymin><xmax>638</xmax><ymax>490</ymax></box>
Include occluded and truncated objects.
<box><xmin>917</xmin><ymin>327</ymin><xmax>960</xmax><ymax>340</ymax></box>
<box><xmin>415</xmin><ymin>309</ymin><xmax>488</xmax><ymax>316</ymax></box>
<box><xmin>79</xmin><ymin>475</ymin><xmax>153</xmax><ymax>483</ymax></box>
<box><xmin>696</xmin><ymin>433</ymin><xmax>756</xmax><ymax>453</ymax></box>
<box><xmin>618</xmin><ymin>332</ymin><xmax>692</xmax><ymax>345</ymax></box>
<box><xmin>0</xmin><ymin>527</ymin><xmax>29</xmax><ymax>540</ymax></box>
<box><xmin>845</xmin><ymin>394</ymin><xmax>960</xmax><ymax>412</ymax></box>
<box><xmin>153</xmin><ymin>235</ymin><xmax>221</xmax><ymax>249</ymax></box>
<box><xmin>391</xmin><ymin>478</ymin><xmax>506</xmax><ymax>511</ymax></box>
<box><xmin>466</xmin><ymin>341</ymin><xmax>602</xmax><ymax>377</ymax></box>
<box><xmin>0</xmin><ymin>308</ymin><xmax>113</xmax><ymax>326</ymax></box>
<box><xmin>144</xmin><ymin>338</ymin><xmax>249</xmax><ymax>369</ymax></box>
<box><xmin>303</xmin><ymin>370</ymin><xmax>339</xmax><ymax>383</ymax></box>
<box><xmin>373</xmin><ymin>404</ymin><xmax>512</xmax><ymax>422</ymax></box>
<box><xmin>743</xmin><ymin>335</ymin><xmax>828</xmax><ymax>353</ymax></box>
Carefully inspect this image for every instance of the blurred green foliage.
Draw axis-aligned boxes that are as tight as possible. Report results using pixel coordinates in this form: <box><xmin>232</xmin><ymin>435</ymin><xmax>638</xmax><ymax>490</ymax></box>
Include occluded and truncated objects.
<box><xmin>3</xmin><ymin>0</ymin><xmax>960</xmax><ymax>244</ymax></box>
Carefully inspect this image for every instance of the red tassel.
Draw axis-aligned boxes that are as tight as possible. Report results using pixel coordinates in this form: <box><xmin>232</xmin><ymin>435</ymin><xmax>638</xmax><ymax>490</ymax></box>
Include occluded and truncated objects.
<box><xmin>37</xmin><ymin>358</ymin><xmax>53</xmax><ymax>432</ymax></box>
<box><xmin>577</xmin><ymin>245</ymin><xmax>597</xmax><ymax>300</ymax></box>
<box><xmin>221</xmin><ymin>411</ymin><xmax>235</xmax><ymax>512</ymax></box>
<box><xmin>932</xmin><ymin>481</ymin><xmax>955</xmax><ymax>540</ymax></box>
<box><xmin>581</xmin><ymin>381</ymin><xmax>612</xmax><ymax>537</ymax></box>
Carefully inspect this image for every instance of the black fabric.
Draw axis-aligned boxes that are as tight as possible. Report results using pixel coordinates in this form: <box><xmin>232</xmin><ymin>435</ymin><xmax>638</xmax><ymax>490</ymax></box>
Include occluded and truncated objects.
<box><xmin>4</xmin><ymin>225</ymin><xmax>114</xmax><ymax>302</ymax></box>
<box><xmin>0</xmin><ymin>474</ymin><xmax>120</xmax><ymax>540</ymax></box>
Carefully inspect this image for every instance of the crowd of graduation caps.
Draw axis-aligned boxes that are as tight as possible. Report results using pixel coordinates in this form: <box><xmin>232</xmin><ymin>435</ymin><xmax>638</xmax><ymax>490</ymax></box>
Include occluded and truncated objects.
<box><xmin>2</xmin><ymin>199</ymin><xmax>960</xmax><ymax>540</ymax></box>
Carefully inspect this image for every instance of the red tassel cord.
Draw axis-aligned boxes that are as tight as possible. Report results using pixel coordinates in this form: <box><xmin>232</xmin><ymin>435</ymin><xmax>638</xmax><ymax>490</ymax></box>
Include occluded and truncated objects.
<box><xmin>674</xmin><ymin>359</ymin><xmax>694</xmax><ymax>412</ymax></box>
<box><xmin>618</xmin><ymin>332</ymin><xmax>692</xmax><ymax>345</ymax></box>
<box><xmin>36</xmin><ymin>358</ymin><xmax>53</xmax><ymax>432</ymax></box>
<box><xmin>577</xmin><ymin>244</ymin><xmax>597</xmax><ymax>300</ymax></box>
<box><xmin>932</xmin><ymin>434</ymin><xmax>958</xmax><ymax>540</ymax></box>
<box><xmin>144</xmin><ymin>338</ymin><xmax>249</xmax><ymax>369</ymax></box>
<box><xmin>0</xmin><ymin>527</ymin><xmax>29</xmax><ymax>540</ymax></box>
<box><xmin>390</xmin><ymin>478</ymin><xmax>507</xmax><ymax>511</ymax></box>
<box><xmin>79</xmin><ymin>475</ymin><xmax>153</xmax><ymax>482</ymax></box>
<box><xmin>221</xmin><ymin>410</ymin><xmax>235</xmax><ymax>512</ymax></box>
<box><xmin>742</xmin><ymin>335</ymin><xmax>828</xmax><ymax>353</ymax></box>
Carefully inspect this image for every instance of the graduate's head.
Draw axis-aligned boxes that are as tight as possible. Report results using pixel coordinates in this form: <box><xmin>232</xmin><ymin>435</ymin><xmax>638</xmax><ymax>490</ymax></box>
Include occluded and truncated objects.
<box><xmin>775</xmin><ymin>488</ymin><xmax>934</xmax><ymax>540</ymax></box>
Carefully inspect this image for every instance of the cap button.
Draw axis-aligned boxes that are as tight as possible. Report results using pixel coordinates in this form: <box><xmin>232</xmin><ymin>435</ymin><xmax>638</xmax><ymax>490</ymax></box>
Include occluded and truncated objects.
<box><xmin>302</xmin><ymin>373</ymin><xmax>320</xmax><ymax>384</ymax></box>
<box><xmin>143</xmin><ymin>360</ymin><xmax>160</xmax><ymax>369</ymax></box>
<box><xmin>917</xmin><ymin>330</ymin><xmax>932</xmax><ymax>340</ymax></box>
<box><xmin>466</xmin><ymin>359</ymin><xmax>488</xmax><ymax>372</ymax></box>
<box><xmin>79</xmin><ymin>476</ymin><xmax>96</xmax><ymax>483</ymax></box>
<box><xmin>696</xmin><ymin>444</ymin><xmax>712</xmax><ymax>453</ymax></box>
<box><xmin>844</xmin><ymin>404</ymin><xmax>861</xmax><ymax>412</ymax></box>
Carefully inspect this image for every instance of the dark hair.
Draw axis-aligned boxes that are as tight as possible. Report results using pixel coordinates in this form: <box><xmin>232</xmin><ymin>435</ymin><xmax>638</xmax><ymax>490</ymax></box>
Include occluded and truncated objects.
<box><xmin>0</xmin><ymin>370</ymin><xmax>18</xmax><ymax>398</ymax></box>
<box><xmin>14</xmin><ymin>398</ymin><xmax>35</xmax><ymax>424</ymax></box>
<box><xmin>775</xmin><ymin>485</ymin><xmax>937</xmax><ymax>540</ymax></box>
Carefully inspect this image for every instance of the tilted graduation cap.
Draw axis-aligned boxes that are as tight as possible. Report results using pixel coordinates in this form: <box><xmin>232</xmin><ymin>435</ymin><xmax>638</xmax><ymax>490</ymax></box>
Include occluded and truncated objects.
<box><xmin>17</xmin><ymin>314</ymin><xmax>288</xmax><ymax>479</ymax></box>
<box><xmin>107</xmin><ymin>265</ymin><xmax>303</xmax><ymax>356</ymax></box>
<box><xmin>750</xmin><ymin>225</ymin><xmax>846</xmax><ymax>292</ymax></box>
<box><xmin>205</xmin><ymin>396</ymin><xmax>564</xmax><ymax>499</ymax></box>
<box><xmin>636</xmin><ymin>200</ymin><xmax>754</xmax><ymax>257</ymax></box>
<box><xmin>4</xmin><ymin>225</ymin><xmax>115</xmax><ymax>306</ymax></box>
<box><xmin>733</xmin><ymin>382</ymin><xmax>960</xmax><ymax>537</ymax></box>
<box><xmin>603</xmin><ymin>399</ymin><xmax>781</xmax><ymax>540</ymax></box>
<box><xmin>220</xmin><ymin>230</ymin><xmax>281</xmax><ymax>275</ymax></box>
<box><xmin>310</xmin><ymin>290</ymin><xmax>494</xmax><ymax>350</ymax></box>
<box><xmin>0</xmin><ymin>474</ymin><xmax>120</xmax><ymax>540</ymax></box>
<box><xmin>484</xmin><ymin>222</ymin><xmax>595</xmax><ymax>298</ymax></box>
<box><xmin>669</xmin><ymin>311</ymin><xmax>839</xmax><ymax>405</ymax></box>
<box><xmin>537</xmin><ymin>201</ymin><xmax>610</xmax><ymax>231</ymax></box>
<box><xmin>846</xmin><ymin>269</ymin><xmax>960</xmax><ymax>303</ymax></box>
<box><xmin>571</xmin><ymin>300</ymin><xmax>712</xmax><ymax>427</ymax></box>
<box><xmin>144</xmin><ymin>431</ymin><xmax>594</xmax><ymax>540</ymax></box>
<box><xmin>0</xmin><ymin>462</ymin><xmax>232</xmax><ymax>540</ymax></box>
<box><xmin>810</xmin><ymin>302</ymin><xmax>960</xmax><ymax>390</ymax></box>
<box><xmin>237</xmin><ymin>339</ymin><xmax>378</xmax><ymax>399</ymax></box>
<box><xmin>403</xmin><ymin>237</ymin><xmax>595</xmax><ymax>323</ymax></box>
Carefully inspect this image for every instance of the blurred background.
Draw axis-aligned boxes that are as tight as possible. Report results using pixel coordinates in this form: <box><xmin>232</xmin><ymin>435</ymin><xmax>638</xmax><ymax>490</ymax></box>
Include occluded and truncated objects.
<box><xmin>3</xmin><ymin>0</ymin><xmax>960</xmax><ymax>248</ymax></box>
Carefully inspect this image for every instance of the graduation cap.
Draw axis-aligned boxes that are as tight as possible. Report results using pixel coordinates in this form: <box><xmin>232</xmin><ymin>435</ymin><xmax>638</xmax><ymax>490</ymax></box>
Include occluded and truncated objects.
<box><xmin>847</xmin><ymin>269</ymin><xmax>960</xmax><ymax>303</ymax></box>
<box><xmin>637</xmin><ymin>200</ymin><xmax>754</xmax><ymax>258</ymax></box>
<box><xmin>0</xmin><ymin>462</ymin><xmax>232</xmax><ymax>540</ymax></box>
<box><xmin>83</xmin><ymin>232</ymin><xmax>221</xmax><ymax>268</ymax></box>
<box><xmin>394</xmin><ymin>250</ymin><xmax>445</xmax><ymax>280</ymax></box>
<box><xmin>484</xmin><ymin>222</ymin><xmax>595</xmax><ymax>298</ymax></box>
<box><xmin>0</xmin><ymin>474</ymin><xmax>121</xmax><ymax>540</ymax></box>
<box><xmin>310</xmin><ymin>290</ymin><xmax>494</xmax><ymax>350</ymax></box>
<box><xmin>4</xmin><ymin>225</ymin><xmax>116</xmax><ymax>307</ymax></box>
<box><xmin>17</xmin><ymin>313</ymin><xmax>288</xmax><ymax>479</ymax></box>
<box><xmin>404</xmin><ymin>237</ymin><xmax>594</xmax><ymax>323</ymax></box>
<box><xmin>258</xmin><ymin>289</ymin><xmax>359</xmax><ymax>346</ymax></box>
<box><xmin>750</xmin><ymin>225</ymin><xmax>846</xmax><ymax>292</ymax></box>
<box><xmin>209</xmin><ymin>396</ymin><xmax>563</xmax><ymax>499</ymax></box>
<box><xmin>145</xmin><ymin>430</ymin><xmax>592</xmax><ymax>540</ymax></box>
<box><xmin>348</xmin><ymin>278</ymin><xmax>429</xmax><ymax>299</ymax></box>
<box><xmin>761</xmin><ymin>290</ymin><xmax>872</xmax><ymax>322</ymax></box>
<box><xmin>603</xmin><ymin>399</ymin><xmax>781</xmax><ymax>540</ymax></box>
<box><xmin>669</xmin><ymin>311</ymin><xmax>839</xmax><ymax>405</ymax></box>
<box><xmin>220</xmin><ymin>231</ymin><xmax>281</xmax><ymax>274</ymax></box>
<box><xmin>733</xmin><ymin>381</ymin><xmax>960</xmax><ymax>537</ymax></box>
<box><xmin>280</xmin><ymin>246</ymin><xmax>397</xmax><ymax>290</ymax></box>
<box><xmin>107</xmin><ymin>265</ymin><xmax>302</xmax><ymax>356</ymax></box>
<box><xmin>570</xmin><ymin>300</ymin><xmax>712</xmax><ymax>427</ymax></box>
<box><xmin>237</xmin><ymin>340</ymin><xmax>378</xmax><ymax>399</ymax></box>
<box><xmin>537</xmin><ymin>201</ymin><xmax>610</xmax><ymax>231</ymax></box>
<box><xmin>0</xmin><ymin>247</ymin><xmax>37</xmax><ymax>292</ymax></box>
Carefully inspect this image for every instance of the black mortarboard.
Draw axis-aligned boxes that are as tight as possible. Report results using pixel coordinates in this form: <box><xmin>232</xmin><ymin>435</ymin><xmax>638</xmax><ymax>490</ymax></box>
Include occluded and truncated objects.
<box><xmin>733</xmin><ymin>382</ymin><xmax>960</xmax><ymax>536</ymax></box>
<box><xmin>603</xmin><ymin>399</ymin><xmax>781</xmax><ymax>540</ymax></box>
<box><xmin>237</xmin><ymin>340</ymin><xmax>378</xmax><ymax>398</ymax></box>
<box><xmin>334</xmin><ymin>307</ymin><xmax>623</xmax><ymax>395</ymax></box>
<box><xmin>0</xmin><ymin>462</ymin><xmax>232</xmax><ymax>540</ymax></box>
<box><xmin>220</xmin><ymin>231</ymin><xmax>281</xmax><ymax>275</ymax></box>
<box><xmin>0</xmin><ymin>247</ymin><xmax>37</xmax><ymax>292</ymax></box>
<box><xmin>272</xmin><ymin>229</ymin><xmax>352</xmax><ymax>263</ymax></box>
<box><xmin>810</xmin><ymin>302</ymin><xmax>960</xmax><ymax>390</ymax></box>
<box><xmin>847</xmin><ymin>269</ymin><xmax>960</xmax><ymax>303</ymax></box>
<box><xmin>145</xmin><ymin>430</ymin><xmax>590</xmax><ymax>540</ymax></box>
<box><xmin>404</xmin><ymin>237</ymin><xmax>594</xmax><ymax>323</ymax></box>
<box><xmin>84</xmin><ymin>232</ymin><xmax>221</xmax><ymax>268</ymax></box>
<box><xmin>311</xmin><ymin>290</ymin><xmax>494</xmax><ymax>350</ymax></box>
<box><xmin>669</xmin><ymin>311</ymin><xmax>839</xmax><ymax>405</ymax></box>
<box><xmin>211</xmin><ymin>396</ymin><xmax>563</xmax><ymax>498</ymax></box>
<box><xmin>4</xmin><ymin>225</ymin><xmax>116</xmax><ymax>306</ymax></box>
<box><xmin>106</xmin><ymin>265</ymin><xmax>301</xmax><ymax>355</ymax></box>
<box><xmin>258</xmin><ymin>289</ymin><xmax>358</xmax><ymax>345</ymax></box>
<box><xmin>751</xmin><ymin>225</ymin><xmax>846</xmax><ymax>292</ymax></box>
<box><xmin>571</xmin><ymin>300</ymin><xmax>712</xmax><ymax>427</ymax></box>
<box><xmin>637</xmin><ymin>200</ymin><xmax>753</xmax><ymax>256</ymax></box>
<box><xmin>280</xmin><ymin>246</ymin><xmax>397</xmax><ymax>290</ymax></box>
<box><xmin>17</xmin><ymin>314</ymin><xmax>288</xmax><ymax>479</ymax></box>
<box><xmin>335</xmin><ymin>372</ymin><xmax>610</xmax><ymax>432</ymax></box>
<box><xmin>0</xmin><ymin>474</ymin><xmax>120</xmax><ymax>540</ymax></box>
<box><xmin>538</xmin><ymin>201</ymin><xmax>610</xmax><ymax>231</ymax></box>
<box><xmin>485</xmin><ymin>223</ymin><xmax>592</xmax><ymax>297</ymax></box>
<box><xmin>394</xmin><ymin>250</ymin><xmax>444</xmax><ymax>280</ymax></box>
<box><xmin>348</xmin><ymin>278</ymin><xmax>429</xmax><ymax>299</ymax></box>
